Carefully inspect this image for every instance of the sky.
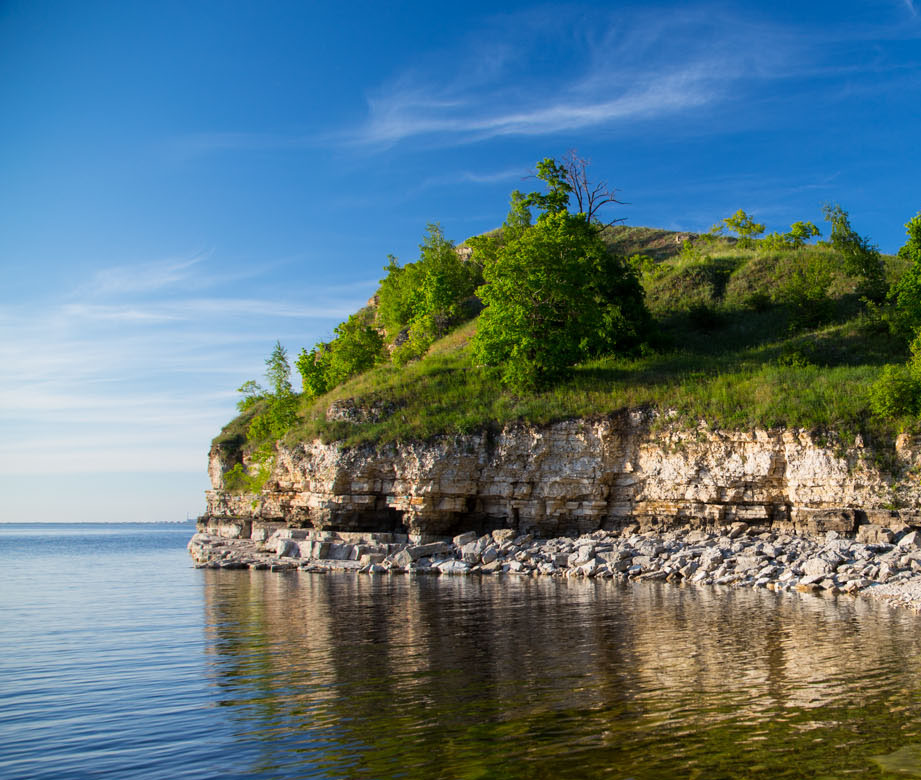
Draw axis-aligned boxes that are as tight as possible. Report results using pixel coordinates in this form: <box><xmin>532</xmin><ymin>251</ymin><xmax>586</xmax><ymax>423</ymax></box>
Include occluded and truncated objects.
<box><xmin>1</xmin><ymin>0</ymin><xmax>920</xmax><ymax>522</ymax></box>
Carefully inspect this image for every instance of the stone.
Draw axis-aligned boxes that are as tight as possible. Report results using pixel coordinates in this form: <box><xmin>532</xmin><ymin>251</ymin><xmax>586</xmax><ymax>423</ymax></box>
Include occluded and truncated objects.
<box><xmin>727</xmin><ymin>522</ymin><xmax>749</xmax><ymax>539</ymax></box>
<box><xmin>438</xmin><ymin>559</ymin><xmax>470</xmax><ymax>575</ymax></box>
<box><xmin>801</xmin><ymin>557</ymin><xmax>836</xmax><ymax>577</ymax></box>
<box><xmin>453</xmin><ymin>531</ymin><xmax>478</xmax><ymax>547</ymax></box>
<box><xmin>394</xmin><ymin>548</ymin><xmax>415</xmax><ymax>568</ymax></box>
<box><xmin>480</xmin><ymin>547</ymin><xmax>499</xmax><ymax>565</ymax></box>
<box><xmin>898</xmin><ymin>530</ymin><xmax>921</xmax><ymax>549</ymax></box>
<box><xmin>857</xmin><ymin>524</ymin><xmax>895</xmax><ymax>545</ymax></box>
<box><xmin>276</xmin><ymin>539</ymin><xmax>300</xmax><ymax>558</ymax></box>
<box><xmin>406</xmin><ymin>542</ymin><xmax>451</xmax><ymax>560</ymax></box>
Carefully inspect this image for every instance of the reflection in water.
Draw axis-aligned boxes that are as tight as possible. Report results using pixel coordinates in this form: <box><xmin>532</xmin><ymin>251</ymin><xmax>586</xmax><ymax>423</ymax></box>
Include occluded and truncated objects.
<box><xmin>202</xmin><ymin>572</ymin><xmax>921</xmax><ymax>779</ymax></box>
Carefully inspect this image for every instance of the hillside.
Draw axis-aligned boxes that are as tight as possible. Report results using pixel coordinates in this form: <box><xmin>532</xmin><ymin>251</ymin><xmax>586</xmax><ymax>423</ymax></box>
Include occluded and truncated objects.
<box><xmin>214</xmin><ymin>217</ymin><xmax>919</xmax><ymax>475</ymax></box>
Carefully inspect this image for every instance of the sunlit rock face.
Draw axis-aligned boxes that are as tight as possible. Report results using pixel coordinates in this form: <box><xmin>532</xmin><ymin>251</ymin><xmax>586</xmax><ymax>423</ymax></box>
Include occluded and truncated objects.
<box><xmin>202</xmin><ymin>410</ymin><xmax>921</xmax><ymax>540</ymax></box>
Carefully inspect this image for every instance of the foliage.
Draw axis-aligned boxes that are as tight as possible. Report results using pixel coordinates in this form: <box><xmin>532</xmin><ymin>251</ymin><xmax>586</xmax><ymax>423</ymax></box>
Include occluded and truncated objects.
<box><xmin>762</xmin><ymin>221</ymin><xmax>822</xmax><ymax>251</ymax></box>
<box><xmin>521</xmin><ymin>151</ymin><xmax>625</xmax><ymax>227</ymax></box>
<box><xmin>770</xmin><ymin>250</ymin><xmax>838</xmax><ymax>331</ymax></box>
<box><xmin>522</xmin><ymin>158</ymin><xmax>572</xmax><ymax>217</ymax></box>
<box><xmin>265</xmin><ymin>340</ymin><xmax>293</xmax><ymax>396</ymax></box>
<box><xmin>887</xmin><ymin>212</ymin><xmax>921</xmax><ymax>340</ymax></box>
<box><xmin>241</xmin><ymin>342</ymin><xmax>298</xmax><ymax>444</ymax></box>
<box><xmin>223</xmin><ymin>454</ymin><xmax>275</xmax><ymax>495</ymax></box>
<box><xmin>472</xmin><ymin>208</ymin><xmax>647</xmax><ymax>390</ymax></box>
<box><xmin>235</xmin><ymin>379</ymin><xmax>264</xmax><ymax>412</ymax></box>
<box><xmin>722</xmin><ymin>210</ymin><xmax>765</xmax><ymax>248</ymax></box>
<box><xmin>376</xmin><ymin>223</ymin><xmax>482</xmax><ymax>362</ymax></box>
<box><xmin>869</xmin><ymin>364</ymin><xmax>921</xmax><ymax>418</ymax></box>
<box><xmin>786</xmin><ymin>221</ymin><xmax>822</xmax><ymax>247</ymax></box>
<box><xmin>296</xmin><ymin>312</ymin><xmax>385</xmax><ymax>399</ymax></box>
<box><xmin>822</xmin><ymin>203</ymin><xmax>885</xmax><ymax>299</ymax></box>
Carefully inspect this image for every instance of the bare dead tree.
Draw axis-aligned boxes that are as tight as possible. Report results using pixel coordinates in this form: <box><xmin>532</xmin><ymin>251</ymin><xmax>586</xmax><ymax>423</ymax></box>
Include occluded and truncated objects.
<box><xmin>560</xmin><ymin>149</ymin><xmax>626</xmax><ymax>227</ymax></box>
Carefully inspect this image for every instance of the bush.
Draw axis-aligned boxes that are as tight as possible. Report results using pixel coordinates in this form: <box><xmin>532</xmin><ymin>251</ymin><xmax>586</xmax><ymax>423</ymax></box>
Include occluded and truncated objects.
<box><xmin>887</xmin><ymin>212</ymin><xmax>921</xmax><ymax>340</ymax></box>
<box><xmin>296</xmin><ymin>312</ymin><xmax>385</xmax><ymax>398</ymax></box>
<box><xmin>869</xmin><ymin>364</ymin><xmax>921</xmax><ymax>418</ymax></box>
<box><xmin>722</xmin><ymin>209</ymin><xmax>765</xmax><ymax>248</ymax></box>
<box><xmin>822</xmin><ymin>204</ymin><xmax>885</xmax><ymax>300</ymax></box>
<box><xmin>239</xmin><ymin>342</ymin><xmax>298</xmax><ymax>444</ymax></box>
<box><xmin>473</xmin><ymin>209</ymin><xmax>648</xmax><ymax>390</ymax></box>
<box><xmin>376</xmin><ymin>224</ymin><xmax>482</xmax><ymax>353</ymax></box>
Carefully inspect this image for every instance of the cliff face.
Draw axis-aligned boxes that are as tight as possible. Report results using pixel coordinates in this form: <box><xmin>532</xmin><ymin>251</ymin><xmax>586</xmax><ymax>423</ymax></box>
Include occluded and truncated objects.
<box><xmin>204</xmin><ymin>411</ymin><xmax>921</xmax><ymax>540</ymax></box>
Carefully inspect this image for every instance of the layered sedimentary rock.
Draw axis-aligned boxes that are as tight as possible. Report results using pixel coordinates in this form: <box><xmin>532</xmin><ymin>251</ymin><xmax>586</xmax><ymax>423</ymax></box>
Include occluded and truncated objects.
<box><xmin>202</xmin><ymin>411</ymin><xmax>921</xmax><ymax>541</ymax></box>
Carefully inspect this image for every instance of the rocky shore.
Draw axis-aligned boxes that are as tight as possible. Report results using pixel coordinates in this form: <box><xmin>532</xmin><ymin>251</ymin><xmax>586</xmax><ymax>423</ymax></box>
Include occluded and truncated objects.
<box><xmin>188</xmin><ymin>519</ymin><xmax>921</xmax><ymax>611</ymax></box>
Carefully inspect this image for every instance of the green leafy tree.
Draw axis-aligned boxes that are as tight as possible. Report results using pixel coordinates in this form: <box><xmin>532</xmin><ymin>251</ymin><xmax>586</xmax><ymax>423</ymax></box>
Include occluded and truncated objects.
<box><xmin>324</xmin><ymin>314</ymin><xmax>385</xmax><ymax>386</ymax></box>
<box><xmin>785</xmin><ymin>221</ymin><xmax>821</xmax><ymax>248</ymax></box>
<box><xmin>722</xmin><ymin>210</ymin><xmax>765</xmax><ymax>248</ymax></box>
<box><xmin>245</xmin><ymin>342</ymin><xmax>297</xmax><ymax>443</ymax></box>
<box><xmin>822</xmin><ymin>203</ymin><xmax>885</xmax><ymax>299</ymax></box>
<box><xmin>296</xmin><ymin>313</ymin><xmax>385</xmax><ymax>399</ymax></box>
<box><xmin>887</xmin><ymin>212</ymin><xmax>921</xmax><ymax>340</ymax></box>
<box><xmin>376</xmin><ymin>223</ymin><xmax>482</xmax><ymax>363</ymax></box>
<box><xmin>265</xmin><ymin>340</ymin><xmax>293</xmax><ymax>396</ymax></box>
<box><xmin>235</xmin><ymin>379</ymin><xmax>264</xmax><ymax>412</ymax></box>
<box><xmin>523</xmin><ymin>158</ymin><xmax>572</xmax><ymax>216</ymax></box>
<box><xmin>376</xmin><ymin>255</ymin><xmax>416</xmax><ymax>340</ymax></box>
<box><xmin>296</xmin><ymin>346</ymin><xmax>331</xmax><ymax>398</ymax></box>
<box><xmin>473</xmin><ymin>208</ymin><xmax>647</xmax><ymax>391</ymax></box>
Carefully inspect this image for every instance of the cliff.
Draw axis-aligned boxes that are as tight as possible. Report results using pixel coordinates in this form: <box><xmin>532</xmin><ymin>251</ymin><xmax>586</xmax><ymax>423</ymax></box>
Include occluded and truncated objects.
<box><xmin>202</xmin><ymin>411</ymin><xmax>921</xmax><ymax>542</ymax></box>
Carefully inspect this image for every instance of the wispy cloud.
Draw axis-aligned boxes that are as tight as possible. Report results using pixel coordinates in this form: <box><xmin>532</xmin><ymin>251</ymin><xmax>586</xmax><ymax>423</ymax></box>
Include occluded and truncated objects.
<box><xmin>81</xmin><ymin>253</ymin><xmax>208</xmax><ymax>296</ymax></box>
<box><xmin>351</xmin><ymin>6</ymin><xmax>798</xmax><ymax>148</ymax></box>
<box><xmin>0</xmin><ymin>249</ymin><xmax>374</xmax><ymax>478</ymax></box>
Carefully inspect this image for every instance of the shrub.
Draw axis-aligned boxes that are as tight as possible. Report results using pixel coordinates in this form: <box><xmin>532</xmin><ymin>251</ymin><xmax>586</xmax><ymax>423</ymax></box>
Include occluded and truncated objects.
<box><xmin>887</xmin><ymin>212</ymin><xmax>921</xmax><ymax>340</ymax></box>
<box><xmin>376</xmin><ymin>224</ymin><xmax>482</xmax><ymax>351</ymax></box>
<box><xmin>869</xmin><ymin>364</ymin><xmax>921</xmax><ymax>418</ymax></box>
<box><xmin>722</xmin><ymin>209</ymin><xmax>765</xmax><ymax>248</ymax></box>
<box><xmin>296</xmin><ymin>312</ymin><xmax>385</xmax><ymax>398</ymax></box>
<box><xmin>822</xmin><ymin>204</ymin><xmax>885</xmax><ymax>300</ymax></box>
<box><xmin>239</xmin><ymin>342</ymin><xmax>298</xmax><ymax>444</ymax></box>
<box><xmin>473</xmin><ymin>209</ymin><xmax>647</xmax><ymax>390</ymax></box>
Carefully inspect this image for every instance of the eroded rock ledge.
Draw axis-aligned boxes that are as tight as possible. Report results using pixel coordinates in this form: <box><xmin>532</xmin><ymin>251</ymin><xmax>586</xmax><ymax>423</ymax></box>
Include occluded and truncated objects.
<box><xmin>203</xmin><ymin>411</ymin><xmax>921</xmax><ymax>541</ymax></box>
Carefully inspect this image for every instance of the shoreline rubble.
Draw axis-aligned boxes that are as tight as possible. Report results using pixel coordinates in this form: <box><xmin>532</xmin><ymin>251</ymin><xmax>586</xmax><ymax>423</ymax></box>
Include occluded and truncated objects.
<box><xmin>188</xmin><ymin>520</ymin><xmax>921</xmax><ymax>612</ymax></box>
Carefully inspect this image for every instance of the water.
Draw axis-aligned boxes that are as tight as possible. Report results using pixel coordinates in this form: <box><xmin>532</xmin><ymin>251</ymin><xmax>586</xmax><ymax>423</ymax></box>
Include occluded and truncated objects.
<box><xmin>3</xmin><ymin>524</ymin><xmax>921</xmax><ymax>778</ymax></box>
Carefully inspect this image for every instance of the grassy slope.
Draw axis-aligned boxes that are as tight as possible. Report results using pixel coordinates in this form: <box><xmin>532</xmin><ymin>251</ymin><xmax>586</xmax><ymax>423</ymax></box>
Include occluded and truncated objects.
<box><xmin>215</xmin><ymin>227</ymin><xmax>916</xmax><ymax>457</ymax></box>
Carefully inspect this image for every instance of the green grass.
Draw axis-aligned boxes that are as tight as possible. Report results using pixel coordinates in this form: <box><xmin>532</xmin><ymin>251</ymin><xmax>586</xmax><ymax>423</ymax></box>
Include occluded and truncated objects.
<box><xmin>217</xmin><ymin>229</ymin><xmax>919</xmax><ymax>458</ymax></box>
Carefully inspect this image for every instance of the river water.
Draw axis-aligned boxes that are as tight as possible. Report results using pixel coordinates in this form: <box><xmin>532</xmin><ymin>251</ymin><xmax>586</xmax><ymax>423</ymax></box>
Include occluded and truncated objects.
<box><xmin>3</xmin><ymin>523</ymin><xmax>921</xmax><ymax>779</ymax></box>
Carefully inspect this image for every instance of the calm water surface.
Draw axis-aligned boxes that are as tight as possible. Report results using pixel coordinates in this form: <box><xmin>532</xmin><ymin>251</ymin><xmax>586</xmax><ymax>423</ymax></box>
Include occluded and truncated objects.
<box><xmin>3</xmin><ymin>523</ymin><xmax>921</xmax><ymax>778</ymax></box>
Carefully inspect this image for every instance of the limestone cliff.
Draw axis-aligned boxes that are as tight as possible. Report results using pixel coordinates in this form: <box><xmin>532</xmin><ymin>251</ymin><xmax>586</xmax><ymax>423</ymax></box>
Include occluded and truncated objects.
<box><xmin>202</xmin><ymin>411</ymin><xmax>921</xmax><ymax>541</ymax></box>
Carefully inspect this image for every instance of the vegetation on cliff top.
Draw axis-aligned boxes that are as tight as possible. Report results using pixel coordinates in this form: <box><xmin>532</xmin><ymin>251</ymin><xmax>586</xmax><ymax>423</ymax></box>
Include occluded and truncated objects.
<box><xmin>214</xmin><ymin>153</ymin><xmax>921</xmax><ymax>462</ymax></box>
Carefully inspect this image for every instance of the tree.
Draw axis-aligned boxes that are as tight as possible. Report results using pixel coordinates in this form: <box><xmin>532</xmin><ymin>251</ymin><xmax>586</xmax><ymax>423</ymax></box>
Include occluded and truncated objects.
<box><xmin>235</xmin><ymin>379</ymin><xmax>264</xmax><ymax>412</ymax></box>
<box><xmin>524</xmin><ymin>150</ymin><xmax>624</xmax><ymax>227</ymax></box>
<box><xmin>244</xmin><ymin>341</ymin><xmax>297</xmax><ymax>443</ymax></box>
<box><xmin>265</xmin><ymin>340</ymin><xmax>293</xmax><ymax>396</ymax></box>
<box><xmin>888</xmin><ymin>211</ymin><xmax>921</xmax><ymax>340</ymax></box>
<box><xmin>722</xmin><ymin>210</ymin><xmax>765</xmax><ymax>248</ymax></box>
<box><xmin>785</xmin><ymin>221</ymin><xmax>821</xmax><ymax>248</ymax></box>
<box><xmin>296</xmin><ymin>313</ymin><xmax>385</xmax><ymax>399</ymax></box>
<box><xmin>376</xmin><ymin>223</ymin><xmax>482</xmax><ymax>364</ymax></box>
<box><xmin>472</xmin><ymin>201</ymin><xmax>647</xmax><ymax>390</ymax></box>
<box><xmin>822</xmin><ymin>203</ymin><xmax>885</xmax><ymax>299</ymax></box>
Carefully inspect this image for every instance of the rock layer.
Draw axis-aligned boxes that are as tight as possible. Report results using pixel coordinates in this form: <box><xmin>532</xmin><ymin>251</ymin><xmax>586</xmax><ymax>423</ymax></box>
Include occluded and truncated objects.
<box><xmin>203</xmin><ymin>412</ymin><xmax>921</xmax><ymax>540</ymax></box>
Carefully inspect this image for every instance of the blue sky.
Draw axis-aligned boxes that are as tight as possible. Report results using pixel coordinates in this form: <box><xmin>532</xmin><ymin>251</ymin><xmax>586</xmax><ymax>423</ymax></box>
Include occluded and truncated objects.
<box><xmin>1</xmin><ymin>0</ymin><xmax>920</xmax><ymax>522</ymax></box>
